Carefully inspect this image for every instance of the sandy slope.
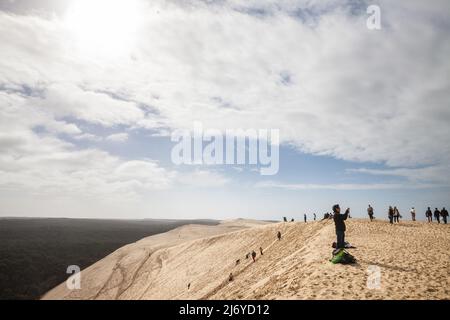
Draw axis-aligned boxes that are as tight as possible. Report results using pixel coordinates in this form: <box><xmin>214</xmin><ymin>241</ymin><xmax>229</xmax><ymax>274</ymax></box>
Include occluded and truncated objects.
<box><xmin>43</xmin><ymin>218</ymin><xmax>450</xmax><ymax>300</ymax></box>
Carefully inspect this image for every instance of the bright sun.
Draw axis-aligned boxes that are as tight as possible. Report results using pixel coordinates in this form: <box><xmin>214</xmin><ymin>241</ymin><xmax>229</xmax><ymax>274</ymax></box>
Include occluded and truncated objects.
<box><xmin>64</xmin><ymin>0</ymin><xmax>142</xmax><ymax>58</ymax></box>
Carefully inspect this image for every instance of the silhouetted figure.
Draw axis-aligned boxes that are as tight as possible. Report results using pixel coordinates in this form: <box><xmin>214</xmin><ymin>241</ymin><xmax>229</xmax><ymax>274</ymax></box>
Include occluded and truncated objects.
<box><xmin>304</xmin><ymin>214</ymin><xmax>307</xmax><ymax>223</ymax></box>
<box><xmin>277</xmin><ymin>231</ymin><xmax>281</xmax><ymax>241</ymax></box>
<box><xmin>188</xmin><ymin>283</ymin><xmax>191</xmax><ymax>290</ymax></box>
<box><xmin>393</xmin><ymin>206</ymin><xmax>401</xmax><ymax>223</ymax></box>
<box><xmin>367</xmin><ymin>205</ymin><xmax>374</xmax><ymax>221</ymax></box>
<box><xmin>434</xmin><ymin>208</ymin><xmax>441</xmax><ymax>223</ymax></box>
<box><xmin>229</xmin><ymin>273</ymin><xmax>233</xmax><ymax>281</ymax></box>
<box><xmin>259</xmin><ymin>247</ymin><xmax>263</xmax><ymax>255</ymax></box>
<box><xmin>333</xmin><ymin>204</ymin><xmax>349</xmax><ymax>249</ymax></box>
<box><xmin>245</xmin><ymin>252</ymin><xmax>250</xmax><ymax>259</ymax></box>
<box><xmin>251</xmin><ymin>251</ymin><xmax>257</xmax><ymax>262</ymax></box>
<box><xmin>441</xmin><ymin>207</ymin><xmax>448</xmax><ymax>224</ymax></box>
<box><xmin>426</xmin><ymin>207</ymin><xmax>432</xmax><ymax>222</ymax></box>
<box><xmin>283</xmin><ymin>217</ymin><xmax>287</xmax><ymax>222</ymax></box>
<box><xmin>235</xmin><ymin>259</ymin><xmax>240</xmax><ymax>266</ymax></box>
<box><xmin>388</xmin><ymin>206</ymin><xmax>394</xmax><ymax>224</ymax></box>
<box><xmin>313</xmin><ymin>213</ymin><xmax>316</xmax><ymax>221</ymax></box>
<box><xmin>410</xmin><ymin>207</ymin><xmax>416</xmax><ymax>221</ymax></box>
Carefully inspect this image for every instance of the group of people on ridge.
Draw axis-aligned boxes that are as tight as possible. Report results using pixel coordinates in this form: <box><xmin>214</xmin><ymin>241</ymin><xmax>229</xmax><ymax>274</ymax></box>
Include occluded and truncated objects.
<box><xmin>425</xmin><ymin>207</ymin><xmax>448</xmax><ymax>224</ymax></box>
<box><xmin>332</xmin><ymin>203</ymin><xmax>449</xmax><ymax>259</ymax></box>
<box><xmin>388</xmin><ymin>206</ymin><xmax>402</xmax><ymax>224</ymax></box>
<box><xmin>366</xmin><ymin>205</ymin><xmax>448</xmax><ymax>224</ymax></box>
<box><xmin>197</xmin><ymin>203</ymin><xmax>448</xmax><ymax>289</ymax></box>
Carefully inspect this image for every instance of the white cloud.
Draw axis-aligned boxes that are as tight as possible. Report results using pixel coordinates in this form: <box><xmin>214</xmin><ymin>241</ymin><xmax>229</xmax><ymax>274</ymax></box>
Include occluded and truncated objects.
<box><xmin>73</xmin><ymin>133</ymin><xmax>102</xmax><ymax>142</ymax></box>
<box><xmin>106</xmin><ymin>132</ymin><xmax>129</xmax><ymax>142</ymax></box>
<box><xmin>0</xmin><ymin>0</ymin><xmax>449</xmax><ymax>218</ymax></box>
<box><xmin>0</xmin><ymin>92</ymin><xmax>174</xmax><ymax>199</ymax></box>
<box><xmin>1</xmin><ymin>1</ymin><xmax>449</xmax><ymax>174</ymax></box>
<box><xmin>0</xmin><ymin>142</ymin><xmax>174</xmax><ymax>198</ymax></box>
<box><xmin>255</xmin><ymin>181</ymin><xmax>437</xmax><ymax>191</ymax></box>
<box><xmin>348</xmin><ymin>166</ymin><xmax>450</xmax><ymax>186</ymax></box>
<box><xmin>176</xmin><ymin>169</ymin><xmax>230</xmax><ymax>188</ymax></box>
<box><xmin>34</xmin><ymin>84</ymin><xmax>145</xmax><ymax>127</ymax></box>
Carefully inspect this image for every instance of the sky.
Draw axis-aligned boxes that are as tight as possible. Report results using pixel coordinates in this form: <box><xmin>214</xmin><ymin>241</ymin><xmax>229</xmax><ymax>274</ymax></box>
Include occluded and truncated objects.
<box><xmin>0</xmin><ymin>0</ymin><xmax>449</xmax><ymax>220</ymax></box>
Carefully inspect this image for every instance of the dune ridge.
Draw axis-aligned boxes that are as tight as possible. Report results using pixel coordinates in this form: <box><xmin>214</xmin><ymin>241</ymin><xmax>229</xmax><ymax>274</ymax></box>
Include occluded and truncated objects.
<box><xmin>43</xmin><ymin>219</ymin><xmax>450</xmax><ymax>300</ymax></box>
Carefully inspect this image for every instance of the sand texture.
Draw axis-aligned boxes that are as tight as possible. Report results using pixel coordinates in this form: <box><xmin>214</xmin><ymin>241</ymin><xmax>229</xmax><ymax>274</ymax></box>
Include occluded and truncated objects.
<box><xmin>43</xmin><ymin>218</ymin><xmax>450</xmax><ymax>300</ymax></box>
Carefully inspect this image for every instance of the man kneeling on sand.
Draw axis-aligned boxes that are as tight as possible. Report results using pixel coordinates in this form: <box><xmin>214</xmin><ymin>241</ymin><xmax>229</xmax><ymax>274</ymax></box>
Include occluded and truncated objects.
<box><xmin>333</xmin><ymin>204</ymin><xmax>350</xmax><ymax>249</ymax></box>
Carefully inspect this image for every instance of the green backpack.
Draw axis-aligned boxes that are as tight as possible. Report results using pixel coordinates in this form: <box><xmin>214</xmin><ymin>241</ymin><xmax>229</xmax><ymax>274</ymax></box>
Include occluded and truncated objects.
<box><xmin>330</xmin><ymin>249</ymin><xmax>356</xmax><ymax>264</ymax></box>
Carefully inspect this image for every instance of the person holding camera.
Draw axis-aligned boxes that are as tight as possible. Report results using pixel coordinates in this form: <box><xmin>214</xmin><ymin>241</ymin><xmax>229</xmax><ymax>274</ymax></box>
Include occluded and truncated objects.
<box><xmin>333</xmin><ymin>204</ymin><xmax>349</xmax><ymax>249</ymax></box>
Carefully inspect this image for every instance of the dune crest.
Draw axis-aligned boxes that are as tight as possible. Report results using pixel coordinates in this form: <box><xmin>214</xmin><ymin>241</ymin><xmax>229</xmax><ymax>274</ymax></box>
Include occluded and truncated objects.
<box><xmin>43</xmin><ymin>219</ymin><xmax>450</xmax><ymax>300</ymax></box>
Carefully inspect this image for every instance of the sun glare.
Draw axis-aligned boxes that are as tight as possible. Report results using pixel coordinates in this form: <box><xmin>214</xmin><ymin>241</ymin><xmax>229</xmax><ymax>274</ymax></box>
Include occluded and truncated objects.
<box><xmin>64</xmin><ymin>0</ymin><xmax>142</xmax><ymax>58</ymax></box>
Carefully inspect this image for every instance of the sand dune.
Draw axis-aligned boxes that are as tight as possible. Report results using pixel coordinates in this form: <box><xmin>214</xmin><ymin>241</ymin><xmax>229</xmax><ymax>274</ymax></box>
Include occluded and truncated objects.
<box><xmin>43</xmin><ymin>218</ymin><xmax>450</xmax><ymax>300</ymax></box>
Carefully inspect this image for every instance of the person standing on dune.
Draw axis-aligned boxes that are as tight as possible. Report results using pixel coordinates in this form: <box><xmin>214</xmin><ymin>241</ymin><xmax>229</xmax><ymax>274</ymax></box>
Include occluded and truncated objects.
<box><xmin>441</xmin><ymin>207</ymin><xmax>448</xmax><ymax>224</ymax></box>
<box><xmin>367</xmin><ymin>205</ymin><xmax>374</xmax><ymax>221</ymax></box>
<box><xmin>304</xmin><ymin>214</ymin><xmax>307</xmax><ymax>223</ymax></box>
<box><xmin>434</xmin><ymin>208</ymin><xmax>441</xmax><ymax>224</ymax></box>
<box><xmin>393</xmin><ymin>206</ymin><xmax>401</xmax><ymax>223</ymax></box>
<box><xmin>426</xmin><ymin>207</ymin><xmax>432</xmax><ymax>222</ymax></box>
<box><xmin>410</xmin><ymin>207</ymin><xmax>416</xmax><ymax>221</ymax></box>
<box><xmin>333</xmin><ymin>204</ymin><xmax>349</xmax><ymax>249</ymax></box>
<box><xmin>388</xmin><ymin>206</ymin><xmax>394</xmax><ymax>224</ymax></box>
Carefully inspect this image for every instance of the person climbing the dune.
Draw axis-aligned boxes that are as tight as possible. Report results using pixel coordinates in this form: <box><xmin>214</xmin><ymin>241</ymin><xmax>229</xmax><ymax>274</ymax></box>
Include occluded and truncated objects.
<box><xmin>259</xmin><ymin>247</ymin><xmax>264</xmax><ymax>255</ymax></box>
<box><xmin>251</xmin><ymin>250</ymin><xmax>257</xmax><ymax>262</ymax></box>
<box><xmin>333</xmin><ymin>204</ymin><xmax>349</xmax><ymax>249</ymax></box>
<box><xmin>277</xmin><ymin>231</ymin><xmax>281</xmax><ymax>241</ymax></box>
